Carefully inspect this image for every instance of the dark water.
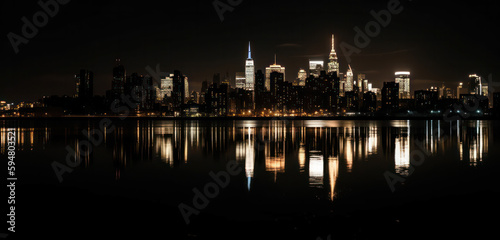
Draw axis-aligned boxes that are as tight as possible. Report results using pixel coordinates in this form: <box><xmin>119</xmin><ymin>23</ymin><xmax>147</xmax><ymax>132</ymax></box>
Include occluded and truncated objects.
<box><xmin>1</xmin><ymin>119</ymin><xmax>499</xmax><ymax>239</ymax></box>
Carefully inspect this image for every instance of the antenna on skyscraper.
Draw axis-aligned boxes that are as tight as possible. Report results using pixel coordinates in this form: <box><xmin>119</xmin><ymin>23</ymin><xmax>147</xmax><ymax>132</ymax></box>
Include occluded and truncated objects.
<box><xmin>248</xmin><ymin>41</ymin><xmax>252</xmax><ymax>59</ymax></box>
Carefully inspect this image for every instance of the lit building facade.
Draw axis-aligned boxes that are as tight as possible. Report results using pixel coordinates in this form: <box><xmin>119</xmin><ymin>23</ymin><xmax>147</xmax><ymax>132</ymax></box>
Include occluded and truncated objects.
<box><xmin>265</xmin><ymin>55</ymin><xmax>285</xmax><ymax>91</ymax></box>
<box><xmin>236</xmin><ymin>72</ymin><xmax>246</xmax><ymax>89</ymax></box>
<box><xmin>245</xmin><ymin>42</ymin><xmax>255</xmax><ymax>91</ymax></box>
<box><xmin>309</xmin><ymin>60</ymin><xmax>324</xmax><ymax>78</ymax></box>
<box><xmin>395</xmin><ymin>71</ymin><xmax>411</xmax><ymax>99</ymax></box>
<box><xmin>468</xmin><ymin>74</ymin><xmax>482</xmax><ymax>95</ymax></box>
<box><xmin>345</xmin><ymin>65</ymin><xmax>354</xmax><ymax>92</ymax></box>
<box><xmin>184</xmin><ymin>76</ymin><xmax>189</xmax><ymax>103</ymax></box>
<box><xmin>357</xmin><ymin>73</ymin><xmax>365</xmax><ymax>91</ymax></box>
<box><xmin>159</xmin><ymin>74</ymin><xmax>173</xmax><ymax>100</ymax></box>
<box><xmin>327</xmin><ymin>34</ymin><xmax>339</xmax><ymax>76</ymax></box>
<box><xmin>297</xmin><ymin>69</ymin><xmax>307</xmax><ymax>86</ymax></box>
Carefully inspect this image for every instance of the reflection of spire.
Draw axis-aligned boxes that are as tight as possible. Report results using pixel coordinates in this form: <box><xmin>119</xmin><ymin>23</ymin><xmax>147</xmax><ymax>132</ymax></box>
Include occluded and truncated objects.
<box><xmin>328</xmin><ymin>157</ymin><xmax>339</xmax><ymax>201</ymax></box>
<box><xmin>245</xmin><ymin>127</ymin><xmax>254</xmax><ymax>191</ymax></box>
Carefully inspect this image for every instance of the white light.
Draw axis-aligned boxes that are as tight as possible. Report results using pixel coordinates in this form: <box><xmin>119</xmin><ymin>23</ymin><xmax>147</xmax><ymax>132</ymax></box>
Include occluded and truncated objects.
<box><xmin>395</xmin><ymin>71</ymin><xmax>410</xmax><ymax>75</ymax></box>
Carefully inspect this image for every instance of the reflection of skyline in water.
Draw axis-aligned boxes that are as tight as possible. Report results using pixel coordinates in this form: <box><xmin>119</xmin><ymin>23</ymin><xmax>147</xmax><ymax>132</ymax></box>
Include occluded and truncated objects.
<box><xmin>458</xmin><ymin>120</ymin><xmax>488</xmax><ymax>166</ymax></box>
<box><xmin>0</xmin><ymin>120</ymin><xmax>493</xmax><ymax>191</ymax></box>
<box><xmin>394</xmin><ymin>121</ymin><xmax>410</xmax><ymax>176</ymax></box>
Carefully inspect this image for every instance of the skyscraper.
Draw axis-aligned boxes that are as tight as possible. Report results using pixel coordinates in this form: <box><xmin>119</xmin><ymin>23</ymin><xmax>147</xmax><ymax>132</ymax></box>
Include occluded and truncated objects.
<box><xmin>270</xmin><ymin>71</ymin><xmax>285</xmax><ymax>112</ymax></box>
<box><xmin>265</xmin><ymin>55</ymin><xmax>285</xmax><ymax>91</ymax></box>
<box><xmin>357</xmin><ymin>73</ymin><xmax>366</xmax><ymax>91</ymax></box>
<box><xmin>309</xmin><ymin>60</ymin><xmax>324</xmax><ymax>78</ymax></box>
<box><xmin>395</xmin><ymin>71</ymin><xmax>411</xmax><ymax>99</ymax></box>
<box><xmin>184</xmin><ymin>76</ymin><xmax>189</xmax><ymax>103</ymax></box>
<box><xmin>363</xmin><ymin>79</ymin><xmax>369</xmax><ymax>93</ymax></box>
<box><xmin>297</xmin><ymin>69</ymin><xmax>307</xmax><ymax>86</ymax></box>
<box><xmin>457</xmin><ymin>82</ymin><xmax>468</xmax><ymax>99</ymax></box>
<box><xmin>327</xmin><ymin>34</ymin><xmax>339</xmax><ymax>76</ymax></box>
<box><xmin>112</xmin><ymin>59</ymin><xmax>125</xmax><ymax>95</ymax></box>
<box><xmin>245</xmin><ymin>42</ymin><xmax>255</xmax><ymax>91</ymax></box>
<box><xmin>254</xmin><ymin>70</ymin><xmax>269</xmax><ymax>112</ymax></box>
<box><xmin>254</xmin><ymin>70</ymin><xmax>265</xmax><ymax>94</ymax></box>
<box><xmin>357</xmin><ymin>73</ymin><xmax>366</xmax><ymax>82</ymax></box>
<box><xmin>468</xmin><ymin>74</ymin><xmax>482</xmax><ymax>95</ymax></box>
<box><xmin>236</xmin><ymin>72</ymin><xmax>246</xmax><ymax>89</ymax></box>
<box><xmin>362</xmin><ymin>91</ymin><xmax>377</xmax><ymax>112</ymax></box>
<box><xmin>172</xmin><ymin>70</ymin><xmax>185</xmax><ymax>110</ymax></box>
<box><xmin>75</xmin><ymin>69</ymin><xmax>93</xmax><ymax>99</ymax></box>
<box><xmin>159</xmin><ymin>74</ymin><xmax>173</xmax><ymax>100</ymax></box>
<box><xmin>345</xmin><ymin>65</ymin><xmax>354</xmax><ymax>92</ymax></box>
<box><xmin>481</xmin><ymin>84</ymin><xmax>488</xmax><ymax>97</ymax></box>
<box><xmin>382</xmin><ymin>81</ymin><xmax>399</xmax><ymax>112</ymax></box>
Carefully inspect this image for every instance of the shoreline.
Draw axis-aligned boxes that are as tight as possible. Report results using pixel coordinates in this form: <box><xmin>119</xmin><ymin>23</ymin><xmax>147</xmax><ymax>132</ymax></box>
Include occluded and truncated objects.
<box><xmin>0</xmin><ymin>115</ymin><xmax>498</xmax><ymax>121</ymax></box>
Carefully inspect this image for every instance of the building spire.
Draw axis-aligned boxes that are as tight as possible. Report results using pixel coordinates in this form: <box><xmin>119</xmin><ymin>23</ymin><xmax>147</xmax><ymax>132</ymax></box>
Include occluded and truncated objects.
<box><xmin>329</xmin><ymin>34</ymin><xmax>337</xmax><ymax>60</ymax></box>
<box><xmin>274</xmin><ymin>54</ymin><xmax>277</xmax><ymax>65</ymax></box>
<box><xmin>248</xmin><ymin>41</ymin><xmax>252</xmax><ymax>59</ymax></box>
<box><xmin>332</xmin><ymin>34</ymin><xmax>335</xmax><ymax>50</ymax></box>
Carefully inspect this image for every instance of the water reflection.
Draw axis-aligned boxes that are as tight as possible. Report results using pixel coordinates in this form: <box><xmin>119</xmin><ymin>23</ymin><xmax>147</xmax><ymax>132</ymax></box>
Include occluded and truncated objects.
<box><xmin>0</xmin><ymin>127</ymin><xmax>48</xmax><ymax>154</ymax></box>
<box><xmin>309</xmin><ymin>150</ymin><xmax>323</xmax><ymax>188</ymax></box>
<box><xmin>458</xmin><ymin>120</ymin><xmax>488</xmax><ymax>166</ymax></box>
<box><xmin>0</xmin><ymin>119</ymin><xmax>494</xmax><ymax>193</ymax></box>
<box><xmin>394</xmin><ymin>121</ymin><xmax>410</xmax><ymax>176</ymax></box>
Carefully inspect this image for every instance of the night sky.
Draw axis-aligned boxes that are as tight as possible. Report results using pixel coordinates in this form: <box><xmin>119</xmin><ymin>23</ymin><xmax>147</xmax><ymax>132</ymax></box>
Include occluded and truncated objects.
<box><xmin>1</xmin><ymin>0</ymin><xmax>499</xmax><ymax>102</ymax></box>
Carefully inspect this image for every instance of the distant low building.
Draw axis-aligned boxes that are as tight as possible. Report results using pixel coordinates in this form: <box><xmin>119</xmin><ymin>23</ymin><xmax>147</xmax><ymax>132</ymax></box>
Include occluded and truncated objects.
<box><xmin>414</xmin><ymin>90</ymin><xmax>439</xmax><ymax>111</ymax></box>
<box><xmin>459</xmin><ymin>94</ymin><xmax>489</xmax><ymax>113</ymax></box>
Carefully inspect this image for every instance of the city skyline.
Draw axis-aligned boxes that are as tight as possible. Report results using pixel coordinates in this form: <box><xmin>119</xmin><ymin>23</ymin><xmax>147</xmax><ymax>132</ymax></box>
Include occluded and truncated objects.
<box><xmin>0</xmin><ymin>31</ymin><xmax>497</xmax><ymax>118</ymax></box>
<box><xmin>0</xmin><ymin>33</ymin><xmax>494</xmax><ymax>105</ymax></box>
<box><xmin>1</xmin><ymin>0</ymin><xmax>499</xmax><ymax>103</ymax></box>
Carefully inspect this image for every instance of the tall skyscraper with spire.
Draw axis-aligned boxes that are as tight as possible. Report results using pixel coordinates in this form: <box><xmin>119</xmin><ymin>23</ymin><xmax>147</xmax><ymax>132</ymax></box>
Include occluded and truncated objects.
<box><xmin>328</xmin><ymin>34</ymin><xmax>340</xmax><ymax>76</ymax></box>
<box><xmin>345</xmin><ymin>65</ymin><xmax>354</xmax><ymax>92</ymax></box>
<box><xmin>245</xmin><ymin>42</ymin><xmax>255</xmax><ymax>91</ymax></box>
<box><xmin>265</xmin><ymin>54</ymin><xmax>285</xmax><ymax>91</ymax></box>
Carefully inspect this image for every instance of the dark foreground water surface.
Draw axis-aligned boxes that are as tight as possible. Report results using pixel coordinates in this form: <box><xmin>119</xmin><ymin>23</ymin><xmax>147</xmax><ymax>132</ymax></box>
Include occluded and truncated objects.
<box><xmin>1</xmin><ymin>119</ymin><xmax>499</xmax><ymax>239</ymax></box>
